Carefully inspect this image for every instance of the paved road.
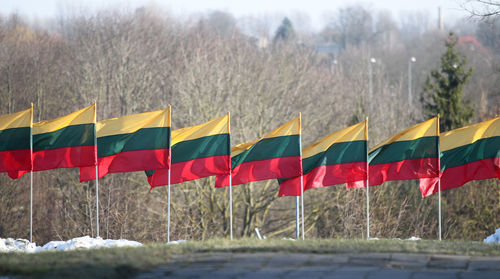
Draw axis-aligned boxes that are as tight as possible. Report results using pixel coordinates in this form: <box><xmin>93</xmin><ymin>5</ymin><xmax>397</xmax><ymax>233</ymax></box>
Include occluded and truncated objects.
<box><xmin>135</xmin><ymin>252</ymin><xmax>500</xmax><ymax>278</ymax></box>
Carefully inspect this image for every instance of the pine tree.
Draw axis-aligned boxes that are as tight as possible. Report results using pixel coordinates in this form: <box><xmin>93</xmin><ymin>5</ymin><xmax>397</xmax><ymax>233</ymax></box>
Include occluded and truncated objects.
<box><xmin>421</xmin><ymin>32</ymin><xmax>474</xmax><ymax>131</ymax></box>
<box><xmin>273</xmin><ymin>17</ymin><xmax>295</xmax><ymax>43</ymax></box>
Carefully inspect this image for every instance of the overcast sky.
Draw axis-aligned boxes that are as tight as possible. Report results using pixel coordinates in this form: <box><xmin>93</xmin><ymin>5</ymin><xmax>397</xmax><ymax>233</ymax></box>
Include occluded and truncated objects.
<box><xmin>2</xmin><ymin>0</ymin><xmax>471</xmax><ymax>30</ymax></box>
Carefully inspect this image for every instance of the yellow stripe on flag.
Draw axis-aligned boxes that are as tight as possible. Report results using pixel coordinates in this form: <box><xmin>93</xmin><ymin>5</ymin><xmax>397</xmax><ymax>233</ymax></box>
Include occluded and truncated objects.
<box><xmin>440</xmin><ymin>116</ymin><xmax>500</xmax><ymax>152</ymax></box>
<box><xmin>34</xmin><ymin>103</ymin><xmax>96</xmax><ymax>135</ymax></box>
<box><xmin>303</xmin><ymin>120</ymin><xmax>366</xmax><ymax>159</ymax></box>
<box><xmin>172</xmin><ymin>114</ymin><xmax>229</xmax><ymax>145</ymax></box>
<box><xmin>370</xmin><ymin>116</ymin><xmax>438</xmax><ymax>152</ymax></box>
<box><xmin>231</xmin><ymin>116</ymin><xmax>300</xmax><ymax>157</ymax></box>
<box><xmin>262</xmin><ymin>116</ymin><xmax>300</xmax><ymax>139</ymax></box>
<box><xmin>97</xmin><ymin>106</ymin><xmax>171</xmax><ymax>137</ymax></box>
<box><xmin>0</xmin><ymin>106</ymin><xmax>32</xmax><ymax>130</ymax></box>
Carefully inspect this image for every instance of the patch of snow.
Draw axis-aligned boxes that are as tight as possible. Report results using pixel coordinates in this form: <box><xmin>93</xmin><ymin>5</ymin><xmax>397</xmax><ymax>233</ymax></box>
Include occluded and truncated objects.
<box><xmin>167</xmin><ymin>240</ymin><xmax>187</xmax><ymax>245</ymax></box>
<box><xmin>484</xmin><ymin>228</ymin><xmax>500</xmax><ymax>243</ymax></box>
<box><xmin>282</xmin><ymin>238</ymin><xmax>296</xmax><ymax>241</ymax></box>
<box><xmin>406</xmin><ymin>236</ymin><xmax>421</xmax><ymax>241</ymax></box>
<box><xmin>0</xmin><ymin>236</ymin><xmax>141</xmax><ymax>253</ymax></box>
<box><xmin>0</xmin><ymin>238</ymin><xmax>37</xmax><ymax>253</ymax></box>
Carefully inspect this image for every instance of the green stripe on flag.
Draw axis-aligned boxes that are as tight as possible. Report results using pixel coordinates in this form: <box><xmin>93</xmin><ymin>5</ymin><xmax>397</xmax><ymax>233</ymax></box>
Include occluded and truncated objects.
<box><xmin>33</xmin><ymin>124</ymin><xmax>95</xmax><ymax>152</ymax></box>
<box><xmin>98</xmin><ymin>127</ymin><xmax>170</xmax><ymax>157</ymax></box>
<box><xmin>231</xmin><ymin>135</ymin><xmax>300</xmax><ymax>169</ymax></box>
<box><xmin>172</xmin><ymin>134</ymin><xmax>229</xmax><ymax>164</ymax></box>
<box><xmin>369</xmin><ymin>136</ymin><xmax>438</xmax><ymax>165</ymax></box>
<box><xmin>441</xmin><ymin>136</ymin><xmax>500</xmax><ymax>170</ymax></box>
<box><xmin>303</xmin><ymin>140</ymin><xmax>366</xmax><ymax>174</ymax></box>
<box><xmin>0</xmin><ymin>127</ymin><xmax>31</xmax><ymax>151</ymax></box>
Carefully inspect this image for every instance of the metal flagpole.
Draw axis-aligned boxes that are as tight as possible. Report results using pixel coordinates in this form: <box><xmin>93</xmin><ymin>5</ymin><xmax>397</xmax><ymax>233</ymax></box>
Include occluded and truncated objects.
<box><xmin>30</xmin><ymin>171</ymin><xmax>33</xmax><ymax>242</ymax></box>
<box><xmin>299</xmin><ymin>112</ymin><xmax>304</xmax><ymax>240</ymax></box>
<box><xmin>95</xmin><ymin>166</ymin><xmax>99</xmax><ymax>238</ymax></box>
<box><xmin>296</xmin><ymin>197</ymin><xmax>299</xmax><ymax>239</ymax></box>
<box><xmin>365</xmin><ymin>118</ymin><xmax>370</xmax><ymax>239</ymax></box>
<box><xmin>437</xmin><ymin>115</ymin><xmax>442</xmax><ymax>241</ymax></box>
<box><xmin>93</xmin><ymin>101</ymin><xmax>99</xmax><ymax>238</ymax></box>
<box><xmin>300</xmin><ymin>175</ymin><xmax>304</xmax><ymax>240</ymax></box>
<box><xmin>167</xmin><ymin>168</ymin><xmax>171</xmax><ymax>243</ymax></box>
<box><xmin>167</xmin><ymin>106</ymin><xmax>172</xmax><ymax>243</ymax></box>
<box><xmin>29</xmin><ymin>103</ymin><xmax>33</xmax><ymax>243</ymax></box>
<box><xmin>228</xmin><ymin>113</ymin><xmax>233</xmax><ymax>240</ymax></box>
<box><xmin>438</xmin><ymin>175</ymin><xmax>442</xmax><ymax>241</ymax></box>
<box><xmin>229</xmin><ymin>173</ymin><xmax>233</xmax><ymax>240</ymax></box>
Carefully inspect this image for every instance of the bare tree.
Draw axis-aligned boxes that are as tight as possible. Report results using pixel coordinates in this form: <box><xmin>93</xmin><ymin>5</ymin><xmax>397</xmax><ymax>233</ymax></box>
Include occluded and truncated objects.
<box><xmin>463</xmin><ymin>0</ymin><xmax>500</xmax><ymax>18</ymax></box>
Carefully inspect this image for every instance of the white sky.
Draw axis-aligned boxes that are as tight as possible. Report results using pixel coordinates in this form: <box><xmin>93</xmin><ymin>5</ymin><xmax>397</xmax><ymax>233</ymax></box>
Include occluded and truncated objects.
<box><xmin>2</xmin><ymin>0</ymin><xmax>471</xmax><ymax>30</ymax></box>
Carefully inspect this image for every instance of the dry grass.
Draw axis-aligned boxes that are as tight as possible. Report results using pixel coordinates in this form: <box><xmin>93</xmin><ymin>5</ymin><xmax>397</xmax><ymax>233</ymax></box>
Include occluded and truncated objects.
<box><xmin>1</xmin><ymin>238</ymin><xmax>500</xmax><ymax>278</ymax></box>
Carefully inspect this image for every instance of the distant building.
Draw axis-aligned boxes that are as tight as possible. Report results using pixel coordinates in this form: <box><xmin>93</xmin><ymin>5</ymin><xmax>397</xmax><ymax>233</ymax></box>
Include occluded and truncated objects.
<box><xmin>457</xmin><ymin>36</ymin><xmax>491</xmax><ymax>57</ymax></box>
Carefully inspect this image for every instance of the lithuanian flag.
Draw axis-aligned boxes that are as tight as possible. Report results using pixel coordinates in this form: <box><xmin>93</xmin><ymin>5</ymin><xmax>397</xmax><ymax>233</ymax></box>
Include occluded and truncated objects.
<box><xmin>278</xmin><ymin>120</ymin><xmax>368</xmax><ymax>196</ymax></box>
<box><xmin>9</xmin><ymin>103</ymin><xmax>97</xmax><ymax>179</ymax></box>
<box><xmin>369</xmin><ymin>117</ymin><xmax>439</xmax><ymax>186</ymax></box>
<box><xmin>0</xmin><ymin>106</ymin><xmax>33</xmax><ymax>173</ymax></box>
<box><xmin>80</xmin><ymin>107</ymin><xmax>171</xmax><ymax>182</ymax></box>
<box><xmin>419</xmin><ymin>116</ymin><xmax>500</xmax><ymax>197</ymax></box>
<box><xmin>146</xmin><ymin>114</ymin><xmax>230</xmax><ymax>187</ymax></box>
<box><xmin>215</xmin><ymin>116</ymin><xmax>302</xmax><ymax>187</ymax></box>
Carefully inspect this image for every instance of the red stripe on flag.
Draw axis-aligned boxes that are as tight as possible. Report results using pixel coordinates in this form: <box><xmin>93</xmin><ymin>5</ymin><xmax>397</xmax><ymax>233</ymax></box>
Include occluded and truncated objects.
<box><xmin>8</xmin><ymin>145</ymin><xmax>96</xmax><ymax>179</ymax></box>
<box><xmin>0</xmin><ymin>149</ymin><xmax>31</xmax><ymax>172</ymax></box>
<box><xmin>215</xmin><ymin>156</ymin><xmax>302</xmax><ymax>187</ymax></box>
<box><xmin>148</xmin><ymin>155</ymin><xmax>230</xmax><ymax>187</ymax></box>
<box><xmin>279</xmin><ymin>162</ymin><xmax>367</xmax><ymax>196</ymax></box>
<box><xmin>369</xmin><ymin>157</ymin><xmax>439</xmax><ymax>187</ymax></box>
<box><xmin>419</xmin><ymin>157</ymin><xmax>500</xmax><ymax>197</ymax></box>
<box><xmin>34</xmin><ymin>145</ymin><xmax>96</xmax><ymax>171</ymax></box>
<box><xmin>80</xmin><ymin>148</ymin><xmax>170</xmax><ymax>182</ymax></box>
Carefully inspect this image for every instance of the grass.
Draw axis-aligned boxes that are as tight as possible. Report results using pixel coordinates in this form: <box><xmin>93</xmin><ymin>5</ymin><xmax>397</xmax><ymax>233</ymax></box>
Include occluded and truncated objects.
<box><xmin>1</xmin><ymin>238</ymin><xmax>500</xmax><ymax>278</ymax></box>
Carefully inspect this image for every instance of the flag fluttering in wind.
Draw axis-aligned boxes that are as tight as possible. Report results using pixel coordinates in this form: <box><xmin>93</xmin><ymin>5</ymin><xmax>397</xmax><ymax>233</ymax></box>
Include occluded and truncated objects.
<box><xmin>369</xmin><ymin>117</ymin><xmax>439</xmax><ymax>186</ymax></box>
<box><xmin>9</xmin><ymin>104</ymin><xmax>97</xmax><ymax>179</ymax></box>
<box><xmin>278</xmin><ymin>120</ymin><xmax>368</xmax><ymax>196</ymax></box>
<box><xmin>215</xmin><ymin>116</ymin><xmax>302</xmax><ymax>187</ymax></box>
<box><xmin>419</xmin><ymin>116</ymin><xmax>500</xmax><ymax>197</ymax></box>
<box><xmin>80</xmin><ymin>107</ymin><xmax>170</xmax><ymax>182</ymax></box>
<box><xmin>0</xmin><ymin>106</ymin><xmax>33</xmax><ymax>173</ymax></box>
<box><xmin>146</xmin><ymin>114</ymin><xmax>230</xmax><ymax>188</ymax></box>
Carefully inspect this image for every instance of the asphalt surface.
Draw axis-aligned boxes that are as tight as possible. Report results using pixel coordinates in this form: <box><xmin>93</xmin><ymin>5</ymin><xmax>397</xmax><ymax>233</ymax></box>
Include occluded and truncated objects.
<box><xmin>135</xmin><ymin>252</ymin><xmax>500</xmax><ymax>278</ymax></box>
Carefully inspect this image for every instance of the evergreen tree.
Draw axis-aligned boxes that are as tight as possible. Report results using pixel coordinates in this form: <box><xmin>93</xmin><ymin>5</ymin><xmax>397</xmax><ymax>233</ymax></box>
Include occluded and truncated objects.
<box><xmin>273</xmin><ymin>17</ymin><xmax>295</xmax><ymax>43</ymax></box>
<box><xmin>421</xmin><ymin>32</ymin><xmax>474</xmax><ymax>132</ymax></box>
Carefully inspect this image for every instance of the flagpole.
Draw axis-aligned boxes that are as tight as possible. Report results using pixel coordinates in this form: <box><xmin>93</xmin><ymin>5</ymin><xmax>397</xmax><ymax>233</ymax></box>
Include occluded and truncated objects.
<box><xmin>299</xmin><ymin>112</ymin><xmax>304</xmax><ymax>240</ymax></box>
<box><xmin>229</xmin><ymin>172</ymin><xmax>233</xmax><ymax>240</ymax></box>
<box><xmin>365</xmin><ymin>117</ymin><xmax>370</xmax><ymax>239</ymax></box>
<box><xmin>93</xmin><ymin>101</ymin><xmax>99</xmax><ymax>238</ymax></box>
<box><xmin>29</xmin><ymin>103</ymin><xmax>33</xmax><ymax>243</ymax></box>
<box><xmin>296</xmin><ymin>196</ymin><xmax>299</xmax><ymax>239</ymax></box>
<box><xmin>366</xmin><ymin>170</ymin><xmax>370</xmax><ymax>239</ymax></box>
<box><xmin>228</xmin><ymin>112</ymin><xmax>233</xmax><ymax>240</ymax></box>
<box><xmin>438</xmin><ymin>176</ymin><xmax>441</xmax><ymax>241</ymax></box>
<box><xmin>167</xmin><ymin>106</ymin><xmax>172</xmax><ymax>243</ymax></box>
<box><xmin>30</xmin><ymin>171</ymin><xmax>33</xmax><ymax>243</ymax></box>
<box><xmin>95</xmin><ymin>166</ymin><xmax>99</xmax><ymax>238</ymax></box>
<box><xmin>437</xmin><ymin>115</ymin><xmax>441</xmax><ymax>241</ymax></box>
<box><xmin>300</xmin><ymin>175</ymin><xmax>304</xmax><ymax>240</ymax></box>
<box><xmin>167</xmin><ymin>168</ymin><xmax>171</xmax><ymax>243</ymax></box>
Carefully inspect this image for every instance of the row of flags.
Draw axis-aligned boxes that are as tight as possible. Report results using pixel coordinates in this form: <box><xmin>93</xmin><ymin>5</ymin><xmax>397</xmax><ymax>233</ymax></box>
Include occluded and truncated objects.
<box><xmin>0</xmin><ymin>103</ymin><xmax>499</xmax><ymax>198</ymax></box>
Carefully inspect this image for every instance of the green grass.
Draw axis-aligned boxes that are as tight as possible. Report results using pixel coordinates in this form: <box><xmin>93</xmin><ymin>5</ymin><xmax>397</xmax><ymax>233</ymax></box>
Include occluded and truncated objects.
<box><xmin>1</xmin><ymin>238</ymin><xmax>500</xmax><ymax>278</ymax></box>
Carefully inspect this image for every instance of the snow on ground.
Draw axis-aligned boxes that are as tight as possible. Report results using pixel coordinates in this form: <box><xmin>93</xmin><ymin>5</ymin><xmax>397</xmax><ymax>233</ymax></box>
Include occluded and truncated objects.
<box><xmin>0</xmin><ymin>236</ymin><xmax>142</xmax><ymax>253</ymax></box>
<box><xmin>167</xmin><ymin>240</ymin><xmax>187</xmax><ymax>245</ymax></box>
<box><xmin>484</xmin><ymin>228</ymin><xmax>500</xmax><ymax>243</ymax></box>
<box><xmin>0</xmin><ymin>238</ymin><xmax>37</xmax><ymax>253</ymax></box>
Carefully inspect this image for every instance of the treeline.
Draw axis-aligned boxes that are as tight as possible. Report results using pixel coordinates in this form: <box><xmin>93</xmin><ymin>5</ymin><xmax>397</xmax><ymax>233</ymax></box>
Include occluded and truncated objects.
<box><xmin>0</xmin><ymin>5</ymin><xmax>499</xmax><ymax>244</ymax></box>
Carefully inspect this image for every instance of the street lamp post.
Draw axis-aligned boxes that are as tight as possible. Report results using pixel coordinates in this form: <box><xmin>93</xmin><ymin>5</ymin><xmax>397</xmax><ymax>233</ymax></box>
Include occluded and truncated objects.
<box><xmin>408</xmin><ymin>57</ymin><xmax>416</xmax><ymax>105</ymax></box>
<box><xmin>369</xmin><ymin>58</ymin><xmax>376</xmax><ymax>112</ymax></box>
